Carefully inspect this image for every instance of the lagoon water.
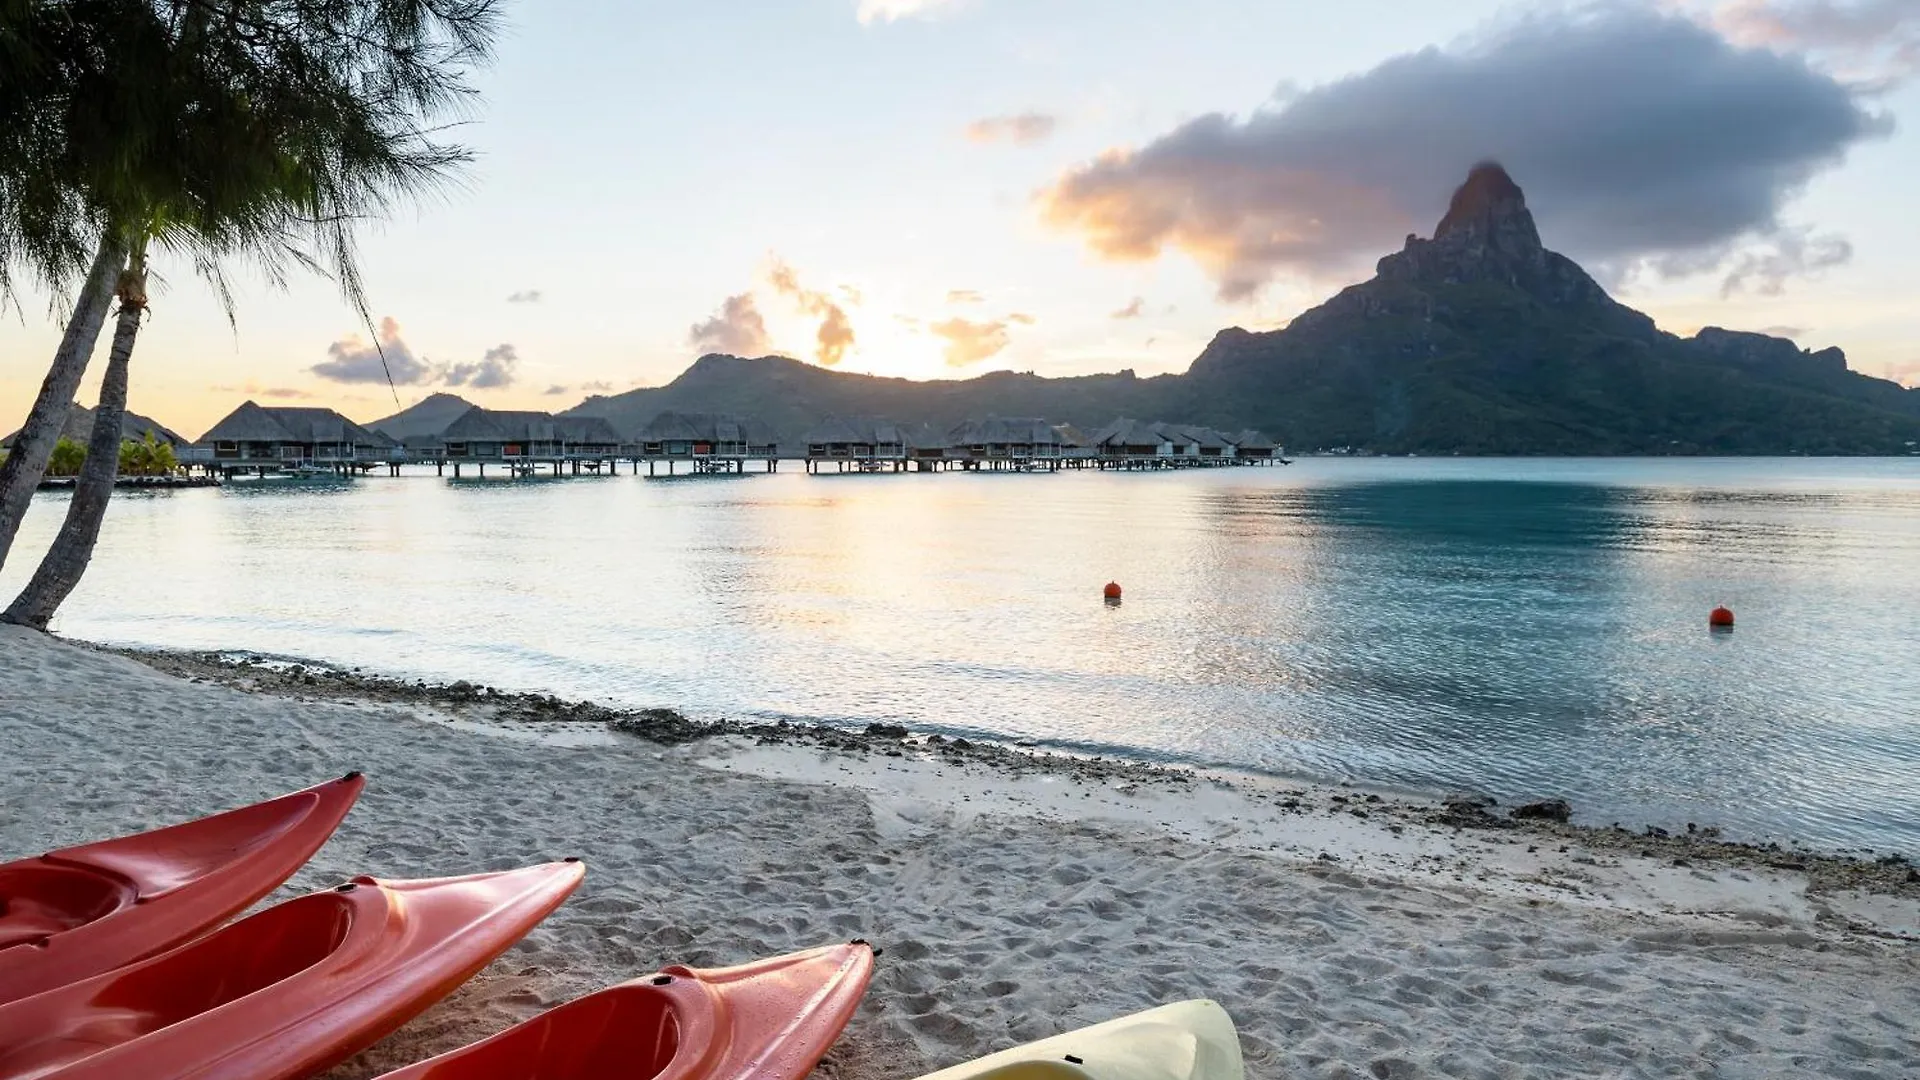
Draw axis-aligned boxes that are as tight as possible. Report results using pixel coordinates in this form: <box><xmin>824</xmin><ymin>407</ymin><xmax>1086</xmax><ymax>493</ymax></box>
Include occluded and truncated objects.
<box><xmin>7</xmin><ymin>457</ymin><xmax>1918</xmax><ymax>853</ymax></box>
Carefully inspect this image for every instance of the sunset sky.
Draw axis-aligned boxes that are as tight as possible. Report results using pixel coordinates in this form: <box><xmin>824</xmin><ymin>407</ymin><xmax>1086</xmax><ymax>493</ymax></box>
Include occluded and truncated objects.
<box><xmin>3</xmin><ymin>0</ymin><xmax>1917</xmax><ymax>438</ymax></box>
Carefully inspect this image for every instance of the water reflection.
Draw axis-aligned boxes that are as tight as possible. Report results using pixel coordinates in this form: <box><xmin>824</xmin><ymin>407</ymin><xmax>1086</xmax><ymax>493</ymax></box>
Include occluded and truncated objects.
<box><xmin>5</xmin><ymin>458</ymin><xmax>1917</xmax><ymax>851</ymax></box>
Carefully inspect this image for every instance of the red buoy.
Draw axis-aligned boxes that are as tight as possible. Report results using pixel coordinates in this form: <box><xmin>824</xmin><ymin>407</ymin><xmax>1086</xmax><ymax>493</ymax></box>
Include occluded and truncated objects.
<box><xmin>1103</xmin><ymin>581</ymin><xmax>1122</xmax><ymax>601</ymax></box>
<box><xmin>1709</xmin><ymin>606</ymin><xmax>1734</xmax><ymax>628</ymax></box>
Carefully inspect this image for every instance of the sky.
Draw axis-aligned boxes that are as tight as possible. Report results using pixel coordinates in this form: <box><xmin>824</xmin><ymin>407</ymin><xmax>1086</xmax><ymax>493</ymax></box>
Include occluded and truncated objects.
<box><xmin>3</xmin><ymin>0</ymin><xmax>1918</xmax><ymax>439</ymax></box>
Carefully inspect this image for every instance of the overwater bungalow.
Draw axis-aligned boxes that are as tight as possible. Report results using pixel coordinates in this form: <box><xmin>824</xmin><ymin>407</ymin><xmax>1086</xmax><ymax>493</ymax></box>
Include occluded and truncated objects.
<box><xmin>944</xmin><ymin>417</ymin><xmax>1076</xmax><ymax>471</ymax></box>
<box><xmin>1228</xmin><ymin>429</ymin><xmax>1282</xmax><ymax>462</ymax></box>
<box><xmin>1089</xmin><ymin>418</ymin><xmax>1172</xmax><ymax>466</ymax></box>
<box><xmin>431</xmin><ymin>407</ymin><xmax>623</xmax><ymax>477</ymax></box>
<box><xmin>187</xmin><ymin>402</ymin><xmax>400</xmax><ymax>476</ymax></box>
<box><xmin>631</xmin><ymin>412</ymin><xmax>780</xmax><ymax>474</ymax></box>
<box><xmin>802</xmin><ymin>417</ymin><xmax>915</xmax><ymax>472</ymax></box>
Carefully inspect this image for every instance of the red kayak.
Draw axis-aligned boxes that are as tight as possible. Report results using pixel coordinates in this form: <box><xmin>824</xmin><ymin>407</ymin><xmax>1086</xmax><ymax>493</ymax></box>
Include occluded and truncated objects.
<box><xmin>0</xmin><ymin>772</ymin><xmax>365</xmax><ymax>1005</ymax></box>
<box><xmin>372</xmin><ymin>941</ymin><xmax>875</xmax><ymax>1080</ymax></box>
<box><xmin>0</xmin><ymin>861</ymin><xmax>584</xmax><ymax>1080</ymax></box>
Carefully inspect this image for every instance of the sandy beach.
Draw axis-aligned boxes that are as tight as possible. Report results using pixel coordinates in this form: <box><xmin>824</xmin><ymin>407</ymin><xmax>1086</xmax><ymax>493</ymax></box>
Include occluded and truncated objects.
<box><xmin>2</xmin><ymin>626</ymin><xmax>1917</xmax><ymax>1079</ymax></box>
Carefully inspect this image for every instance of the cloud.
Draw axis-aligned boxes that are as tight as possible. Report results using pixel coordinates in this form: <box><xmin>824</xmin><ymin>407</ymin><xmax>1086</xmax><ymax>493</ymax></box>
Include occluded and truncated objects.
<box><xmin>929</xmin><ymin>316</ymin><xmax>1012</xmax><ymax>368</ymax></box>
<box><xmin>857</xmin><ymin>0</ymin><xmax>955</xmax><ymax>24</ymax></box>
<box><xmin>212</xmin><ymin>383</ymin><xmax>314</xmax><ymax>400</ymax></box>
<box><xmin>1008</xmin><ymin>312</ymin><xmax>1037</xmax><ymax>325</ymax></box>
<box><xmin>581</xmin><ymin>380</ymin><xmax>614</xmax><ymax>393</ymax></box>
<box><xmin>767</xmin><ymin>261</ymin><xmax>857</xmax><ymax>366</ymax></box>
<box><xmin>445</xmin><ymin>343</ymin><xmax>520</xmax><ymax>389</ymax></box>
<box><xmin>1882</xmin><ymin>360</ymin><xmax>1920</xmax><ymax>388</ymax></box>
<box><xmin>1717</xmin><ymin>226</ymin><xmax>1852</xmax><ymax>295</ymax></box>
<box><xmin>1760</xmin><ymin>324</ymin><xmax>1808</xmax><ymax>337</ymax></box>
<box><xmin>1111</xmin><ymin>297</ymin><xmax>1146</xmax><ymax>319</ymax></box>
<box><xmin>688</xmin><ymin>292</ymin><xmax>772</xmax><ymax>356</ymax></box>
<box><xmin>506</xmin><ymin>289</ymin><xmax>542</xmax><ymax>303</ymax></box>
<box><xmin>312</xmin><ymin>317</ymin><xmax>439</xmax><ymax>384</ymax></box>
<box><xmin>946</xmin><ymin>289</ymin><xmax>984</xmax><ymax>304</ymax></box>
<box><xmin>1713</xmin><ymin>0</ymin><xmax>1920</xmax><ymax>88</ymax></box>
<box><xmin>964</xmin><ymin>112</ymin><xmax>1059</xmax><ymax>145</ymax></box>
<box><xmin>1039</xmin><ymin>7</ymin><xmax>1891</xmax><ymax>300</ymax></box>
<box><xmin>543</xmin><ymin>384</ymin><xmax>569</xmax><ymax>396</ymax></box>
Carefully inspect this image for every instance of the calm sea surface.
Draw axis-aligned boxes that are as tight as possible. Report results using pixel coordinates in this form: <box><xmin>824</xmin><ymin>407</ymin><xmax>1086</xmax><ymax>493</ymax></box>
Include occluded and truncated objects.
<box><xmin>7</xmin><ymin>458</ymin><xmax>1918</xmax><ymax>853</ymax></box>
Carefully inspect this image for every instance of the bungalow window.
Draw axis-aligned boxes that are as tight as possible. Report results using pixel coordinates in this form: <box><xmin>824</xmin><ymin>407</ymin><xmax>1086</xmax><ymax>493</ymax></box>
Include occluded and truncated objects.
<box><xmin>214</xmin><ymin>440</ymin><xmax>238</xmax><ymax>458</ymax></box>
<box><xmin>446</xmin><ymin>442</ymin><xmax>469</xmax><ymax>456</ymax></box>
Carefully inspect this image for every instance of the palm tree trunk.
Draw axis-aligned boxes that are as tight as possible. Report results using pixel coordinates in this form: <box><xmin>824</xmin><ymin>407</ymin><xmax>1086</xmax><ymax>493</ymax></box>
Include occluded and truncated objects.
<box><xmin>4</xmin><ymin>252</ymin><xmax>146</xmax><ymax>630</ymax></box>
<box><xmin>0</xmin><ymin>237</ymin><xmax>126</xmax><ymax>573</ymax></box>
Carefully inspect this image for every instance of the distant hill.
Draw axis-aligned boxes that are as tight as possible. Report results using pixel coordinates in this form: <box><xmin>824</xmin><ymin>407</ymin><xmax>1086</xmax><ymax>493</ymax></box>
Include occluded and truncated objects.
<box><xmin>563</xmin><ymin>358</ymin><xmax>1175</xmax><ymax>449</ymax></box>
<box><xmin>1179</xmin><ymin>163</ymin><xmax>1920</xmax><ymax>454</ymax></box>
<box><xmin>367</xmin><ymin>393</ymin><xmax>477</xmax><ymax>440</ymax></box>
<box><xmin>1</xmin><ymin>402</ymin><xmax>187</xmax><ymax>449</ymax></box>
<box><xmin>569</xmin><ymin>163</ymin><xmax>1918</xmax><ymax>455</ymax></box>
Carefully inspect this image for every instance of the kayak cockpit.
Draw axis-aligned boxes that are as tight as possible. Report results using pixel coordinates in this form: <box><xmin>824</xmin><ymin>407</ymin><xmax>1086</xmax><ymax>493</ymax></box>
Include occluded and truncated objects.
<box><xmin>0</xmin><ymin>865</ymin><xmax>135</xmax><ymax>950</ymax></box>
<box><xmin>0</xmin><ymin>891</ymin><xmax>354</xmax><ymax>1079</ymax></box>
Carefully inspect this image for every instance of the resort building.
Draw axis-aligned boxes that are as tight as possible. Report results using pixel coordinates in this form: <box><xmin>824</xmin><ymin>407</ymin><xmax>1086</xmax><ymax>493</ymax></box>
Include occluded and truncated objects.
<box><xmin>802</xmin><ymin>417</ymin><xmax>917</xmax><ymax>472</ymax></box>
<box><xmin>431</xmin><ymin>408</ymin><xmax>624</xmax><ymax>476</ymax></box>
<box><xmin>630</xmin><ymin>412</ymin><xmax>781</xmax><ymax>474</ymax></box>
<box><xmin>943</xmin><ymin>417</ymin><xmax>1082</xmax><ymax>470</ymax></box>
<box><xmin>188</xmin><ymin>402</ymin><xmax>400</xmax><ymax>475</ymax></box>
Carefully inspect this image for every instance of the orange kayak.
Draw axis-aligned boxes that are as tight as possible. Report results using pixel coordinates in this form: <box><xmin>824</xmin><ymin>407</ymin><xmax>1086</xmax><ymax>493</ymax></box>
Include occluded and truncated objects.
<box><xmin>0</xmin><ymin>861</ymin><xmax>584</xmax><ymax>1080</ymax></box>
<box><xmin>0</xmin><ymin>772</ymin><xmax>365</xmax><ymax>1005</ymax></box>
<box><xmin>372</xmin><ymin>941</ymin><xmax>875</xmax><ymax>1080</ymax></box>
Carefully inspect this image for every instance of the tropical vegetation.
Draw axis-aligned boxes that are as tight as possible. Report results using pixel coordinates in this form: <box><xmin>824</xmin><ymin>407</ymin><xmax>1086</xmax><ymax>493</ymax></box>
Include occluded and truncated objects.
<box><xmin>0</xmin><ymin>0</ymin><xmax>500</xmax><ymax>628</ymax></box>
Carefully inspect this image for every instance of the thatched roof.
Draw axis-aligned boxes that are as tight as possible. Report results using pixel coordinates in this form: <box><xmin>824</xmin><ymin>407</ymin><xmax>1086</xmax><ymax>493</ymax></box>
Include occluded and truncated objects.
<box><xmin>947</xmin><ymin>416</ymin><xmax>1066</xmax><ymax>446</ymax></box>
<box><xmin>2</xmin><ymin>402</ymin><xmax>187</xmax><ymax>449</ymax></box>
<box><xmin>634</xmin><ymin>411</ymin><xmax>777</xmax><ymax>445</ymax></box>
<box><xmin>439</xmin><ymin>407</ymin><xmax>559</xmax><ymax>443</ymax></box>
<box><xmin>1230</xmin><ymin>429</ymin><xmax>1277</xmax><ymax>450</ymax></box>
<box><xmin>197</xmin><ymin>402</ymin><xmax>392</xmax><ymax>447</ymax></box>
<box><xmin>802</xmin><ymin>416</ymin><xmax>914</xmax><ymax>446</ymax></box>
<box><xmin>1088</xmin><ymin>418</ymin><xmax>1167</xmax><ymax>449</ymax></box>
<box><xmin>555</xmin><ymin>416</ymin><xmax>622</xmax><ymax>444</ymax></box>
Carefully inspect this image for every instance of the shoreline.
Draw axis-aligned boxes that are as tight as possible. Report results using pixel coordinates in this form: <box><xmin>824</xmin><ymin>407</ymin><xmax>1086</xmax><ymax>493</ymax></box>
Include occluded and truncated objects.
<box><xmin>5</xmin><ymin>627</ymin><xmax>1917</xmax><ymax>1078</ymax></box>
<box><xmin>103</xmin><ymin>640</ymin><xmax>1920</xmax><ymax>915</ymax></box>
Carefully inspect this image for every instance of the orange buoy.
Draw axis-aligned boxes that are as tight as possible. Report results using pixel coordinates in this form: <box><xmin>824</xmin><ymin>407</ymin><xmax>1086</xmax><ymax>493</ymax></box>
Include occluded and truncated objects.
<box><xmin>1103</xmin><ymin>581</ymin><xmax>1123</xmax><ymax>601</ymax></box>
<box><xmin>1709</xmin><ymin>605</ymin><xmax>1734</xmax><ymax>628</ymax></box>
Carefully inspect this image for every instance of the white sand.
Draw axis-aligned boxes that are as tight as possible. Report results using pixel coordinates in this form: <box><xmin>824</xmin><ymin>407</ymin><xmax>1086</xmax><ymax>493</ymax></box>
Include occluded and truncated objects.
<box><xmin>2</xmin><ymin>625</ymin><xmax>1916</xmax><ymax>1079</ymax></box>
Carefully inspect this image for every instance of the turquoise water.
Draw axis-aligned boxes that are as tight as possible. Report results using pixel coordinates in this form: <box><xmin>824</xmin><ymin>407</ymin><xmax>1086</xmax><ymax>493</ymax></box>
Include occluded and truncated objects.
<box><xmin>7</xmin><ymin>457</ymin><xmax>1918</xmax><ymax>853</ymax></box>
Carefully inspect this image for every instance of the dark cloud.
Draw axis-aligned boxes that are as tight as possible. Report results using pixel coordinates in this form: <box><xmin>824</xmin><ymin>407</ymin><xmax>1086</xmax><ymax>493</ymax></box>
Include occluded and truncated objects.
<box><xmin>311</xmin><ymin>317</ymin><xmax>439</xmax><ymax>385</ymax></box>
<box><xmin>445</xmin><ymin>344</ymin><xmax>520</xmax><ymax>389</ymax></box>
<box><xmin>688</xmin><ymin>292</ymin><xmax>772</xmax><ymax>356</ymax></box>
<box><xmin>581</xmin><ymin>380</ymin><xmax>614</xmax><ymax>393</ymax></box>
<box><xmin>768</xmin><ymin>261</ymin><xmax>856</xmax><ymax>367</ymax></box>
<box><xmin>1714</xmin><ymin>0</ymin><xmax>1920</xmax><ymax>88</ymax></box>
<box><xmin>507</xmin><ymin>289</ymin><xmax>543</xmax><ymax>303</ymax></box>
<box><xmin>1760</xmin><ymin>324</ymin><xmax>1808</xmax><ymax>337</ymax></box>
<box><xmin>543</xmin><ymin>384</ymin><xmax>569</xmax><ymax>396</ymax></box>
<box><xmin>930</xmin><ymin>316</ymin><xmax>1011</xmax><ymax>368</ymax></box>
<box><xmin>1040</xmin><ymin>7</ymin><xmax>1891</xmax><ymax>299</ymax></box>
<box><xmin>1111</xmin><ymin>297</ymin><xmax>1146</xmax><ymax>319</ymax></box>
<box><xmin>964</xmin><ymin>112</ymin><xmax>1060</xmax><ymax>145</ymax></box>
<box><xmin>945</xmin><ymin>289</ymin><xmax>985</xmax><ymax>304</ymax></box>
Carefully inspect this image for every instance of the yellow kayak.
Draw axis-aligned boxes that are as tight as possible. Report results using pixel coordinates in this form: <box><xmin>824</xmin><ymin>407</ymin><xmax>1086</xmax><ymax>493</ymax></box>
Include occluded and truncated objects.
<box><xmin>912</xmin><ymin>1000</ymin><xmax>1244</xmax><ymax>1080</ymax></box>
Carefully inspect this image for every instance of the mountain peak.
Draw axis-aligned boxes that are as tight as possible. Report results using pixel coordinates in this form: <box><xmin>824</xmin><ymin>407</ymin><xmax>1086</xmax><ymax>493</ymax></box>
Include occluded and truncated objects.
<box><xmin>1432</xmin><ymin>161</ymin><xmax>1541</xmax><ymax>250</ymax></box>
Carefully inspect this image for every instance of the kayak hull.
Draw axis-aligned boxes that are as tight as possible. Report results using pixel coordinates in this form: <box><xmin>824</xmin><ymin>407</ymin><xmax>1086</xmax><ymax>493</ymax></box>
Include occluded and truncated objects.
<box><xmin>0</xmin><ymin>860</ymin><xmax>584</xmax><ymax>1080</ymax></box>
<box><xmin>0</xmin><ymin>772</ymin><xmax>366</xmax><ymax>1005</ymax></box>
<box><xmin>911</xmin><ymin>1000</ymin><xmax>1244</xmax><ymax>1080</ymax></box>
<box><xmin>372</xmin><ymin>940</ymin><xmax>875</xmax><ymax>1080</ymax></box>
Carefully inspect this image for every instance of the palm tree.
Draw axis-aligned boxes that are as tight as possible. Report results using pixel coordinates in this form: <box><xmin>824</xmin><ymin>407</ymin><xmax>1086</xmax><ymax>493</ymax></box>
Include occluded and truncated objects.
<box><xmin>0</xmin><ymin>1</ymin><xmax>133</xmax><ymax>571</ymax></box>
<box><xmin>1</xmin><ymin>0</ymin><xmax>500</xmax><ymax>628</ymax></box>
